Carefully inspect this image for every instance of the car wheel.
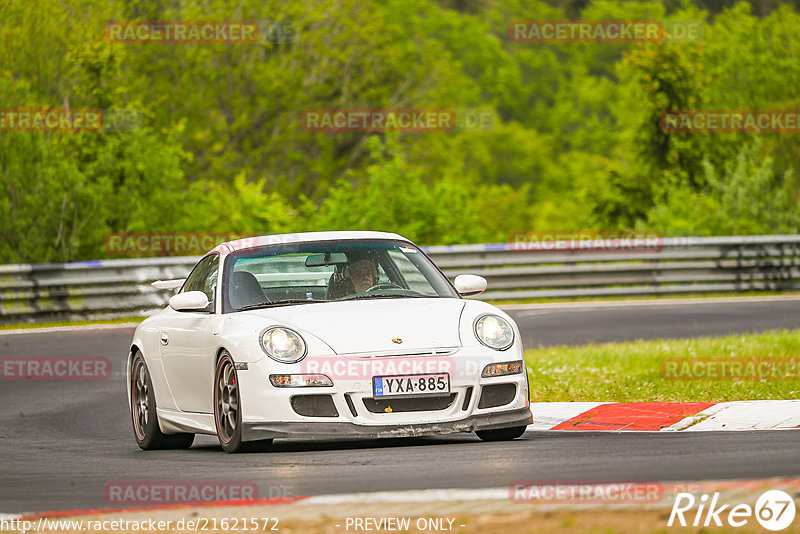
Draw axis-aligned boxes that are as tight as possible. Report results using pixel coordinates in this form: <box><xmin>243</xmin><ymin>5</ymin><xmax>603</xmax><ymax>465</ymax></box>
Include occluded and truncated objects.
<box><xmin>475</xmin><ymin>425</ymin><xmax>527</xmax><ymax>442</ymax></box>
<box><xmin>214</xmin><ymin>351</ymin><xmax>272</xmax><ymax>453</ymax></box>
<box><xmin>131</xmin><ymin>352</ymin><xmax>194</xmax><ymax>450</ymax></box>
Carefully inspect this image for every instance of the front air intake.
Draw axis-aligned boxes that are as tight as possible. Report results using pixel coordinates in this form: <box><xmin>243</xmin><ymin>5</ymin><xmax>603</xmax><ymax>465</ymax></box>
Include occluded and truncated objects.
<box><xmin>290</xmin><ymin>395</ymin><xmax>339</xmax><ymax>417</ymax></box>
<box><xmin>477</xmin><ymin>384</ymin><xmax>516</xmax><ymax>409</ymax></box>
<box><xmin>363</xmin><ymin>394</ymin><xmax>457</xmax><ymax>413</ymax></box>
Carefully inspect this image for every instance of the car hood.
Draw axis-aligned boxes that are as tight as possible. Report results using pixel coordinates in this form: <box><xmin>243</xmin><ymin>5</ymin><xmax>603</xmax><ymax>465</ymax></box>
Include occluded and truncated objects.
<box><xmin>245</xmin><ymin>298</ymin><xmax>466</xmax><ymax>354</ymax></box>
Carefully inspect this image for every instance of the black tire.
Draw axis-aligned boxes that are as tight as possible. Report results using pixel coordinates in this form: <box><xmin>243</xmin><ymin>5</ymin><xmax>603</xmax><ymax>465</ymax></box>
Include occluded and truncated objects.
<box><xmin>475</xmin><ymin>425</ymin><xmax>527</xmax><ymax>442</ymax></box>
<box><xmin>130</xmin><ymin>352</ymin><xmax>194</xmax><ymax>450</ymax></box>
<box><xmin>214</xmin><ymin>351</ymin><xmax>272</xmax><ymax>453</ymax></box>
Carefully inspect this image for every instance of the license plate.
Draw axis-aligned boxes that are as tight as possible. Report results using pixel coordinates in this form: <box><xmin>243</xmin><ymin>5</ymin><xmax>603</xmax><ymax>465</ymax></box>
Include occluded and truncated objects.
<box><xmin>372</xmin><ymin>373</ymin><xmax>450</xmax><ymax>397</ymax></box>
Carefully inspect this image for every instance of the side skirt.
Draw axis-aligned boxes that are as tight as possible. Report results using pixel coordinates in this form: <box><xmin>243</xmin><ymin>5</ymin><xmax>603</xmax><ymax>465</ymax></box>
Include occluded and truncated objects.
<box><xmin>157</xmin><ymin>408</ymin><xmax>217</xmax><ymax>435</ymax></box>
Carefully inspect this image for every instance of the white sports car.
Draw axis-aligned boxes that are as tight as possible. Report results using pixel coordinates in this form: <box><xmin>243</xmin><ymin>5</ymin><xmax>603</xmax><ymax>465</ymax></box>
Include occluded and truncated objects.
<box><xmin>127</xmin><ymin>231</ymin><xmax>532</xmax><ymax>453</ymax></box>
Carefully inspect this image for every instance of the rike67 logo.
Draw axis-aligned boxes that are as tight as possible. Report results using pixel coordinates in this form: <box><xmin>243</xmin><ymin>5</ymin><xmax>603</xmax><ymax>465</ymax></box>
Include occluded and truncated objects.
<box><xmin>669</xmin><ymin>490</ymin><xmax>796</xmax><ymax>531</ymax></box>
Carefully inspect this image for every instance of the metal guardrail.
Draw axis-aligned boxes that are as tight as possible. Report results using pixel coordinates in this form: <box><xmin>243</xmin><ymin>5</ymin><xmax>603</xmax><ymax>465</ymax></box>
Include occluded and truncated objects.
<box><xmin>1</xmin><ymin>235</ymin><xmax>799</xmax><ymax>324</ymax></box>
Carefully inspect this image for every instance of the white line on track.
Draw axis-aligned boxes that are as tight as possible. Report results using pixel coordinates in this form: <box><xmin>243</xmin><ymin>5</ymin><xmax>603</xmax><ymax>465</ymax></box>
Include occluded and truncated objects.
<box><xmin>0</xmin><ymin>323</ymin><xmax>140</xmax><ymax>336</ymax></box>
<box><xmin>502</xmin><ymin>295</ymin><xmax>800</xmax><ymax>315</ymax></box>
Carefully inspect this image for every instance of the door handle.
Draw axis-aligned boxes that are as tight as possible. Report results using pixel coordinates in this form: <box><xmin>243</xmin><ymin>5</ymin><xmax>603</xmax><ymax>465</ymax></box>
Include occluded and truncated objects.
<box><xmin>160</xmin><ymin>332</ymin><xmax>169</xmax><ymax>346</ymax></box>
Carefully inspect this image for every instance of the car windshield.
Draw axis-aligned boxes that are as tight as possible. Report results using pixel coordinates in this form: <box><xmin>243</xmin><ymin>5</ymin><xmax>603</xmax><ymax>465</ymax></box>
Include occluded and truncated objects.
<box><xmin>222</xmin><ymin>239</ymin><xmax>459</xmax><ymax>313</ymax></box>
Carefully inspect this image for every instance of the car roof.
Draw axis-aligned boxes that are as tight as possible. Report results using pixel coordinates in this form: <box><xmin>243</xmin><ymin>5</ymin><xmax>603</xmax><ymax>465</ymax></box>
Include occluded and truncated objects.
<box><xmin>211</xmin><ymin>230</ymin><xmax>411</xmax><ymax>255</ymax></box>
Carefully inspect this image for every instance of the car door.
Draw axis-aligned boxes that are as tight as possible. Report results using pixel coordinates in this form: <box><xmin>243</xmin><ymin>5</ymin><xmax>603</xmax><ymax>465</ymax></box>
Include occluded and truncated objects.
<box><xmin>159</xmin><ymin>254</ymin><xmax>219</xmax><ymax>413</ymax></box>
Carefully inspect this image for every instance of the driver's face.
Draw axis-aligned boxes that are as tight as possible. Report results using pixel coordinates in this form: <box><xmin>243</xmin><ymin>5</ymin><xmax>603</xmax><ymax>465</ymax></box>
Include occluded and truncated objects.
<box><xmin>350</xmin><ymin>260</ymin><xmax>376</xmax><ymax>293</ymax></box>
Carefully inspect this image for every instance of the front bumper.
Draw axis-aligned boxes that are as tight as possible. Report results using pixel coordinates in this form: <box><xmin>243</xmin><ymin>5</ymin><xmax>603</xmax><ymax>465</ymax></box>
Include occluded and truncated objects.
<box><xmin>236</xmin><ymin>343</ymin><xmax>531</xmax><ymax>441</ymax></box>
<box><xmin>242</xmin><ymin>406</ymin><xmax>533</xmax><ymax>440</ymax></box>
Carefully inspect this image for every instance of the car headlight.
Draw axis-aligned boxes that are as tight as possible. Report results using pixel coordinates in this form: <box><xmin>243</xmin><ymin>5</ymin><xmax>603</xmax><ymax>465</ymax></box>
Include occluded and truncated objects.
<box><xmin>260</xmin><ymin>327</ymin><xmax>307</xmax><ymax>363</ymax></box>
<box><xmin>474</xmin><ymin>314</ymin><xmax>514</xmax><ymax>350</ymax></box>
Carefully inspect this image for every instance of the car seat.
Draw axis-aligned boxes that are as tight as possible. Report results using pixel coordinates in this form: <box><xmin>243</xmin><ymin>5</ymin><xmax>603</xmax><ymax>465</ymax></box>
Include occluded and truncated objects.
<box><xmin>230</xmin><ymin>271</ymin><xmax>268</xmax><ymax>309</ymax></box>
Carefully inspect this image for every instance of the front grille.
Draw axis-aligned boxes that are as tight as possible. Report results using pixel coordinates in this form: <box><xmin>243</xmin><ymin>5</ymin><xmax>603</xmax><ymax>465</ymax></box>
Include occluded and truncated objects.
<box><xmin>290</xmin><ymin>394</ymin><xmax>339</xmax><ymax>417</ymax></box>
<box><xmin>363</xmin><ymin>394</ymin><xmax>457</xmax><ymax>413</ymax></box>
<box><xmin>477</xmin><ymin>384</ymin><xmax>517</xmax><ymax>409</ymax></box>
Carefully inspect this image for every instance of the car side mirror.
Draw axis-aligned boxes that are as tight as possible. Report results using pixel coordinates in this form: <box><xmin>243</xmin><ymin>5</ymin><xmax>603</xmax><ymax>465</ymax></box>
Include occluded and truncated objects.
<box><xmin>169</xmin><ymin>291</ymin><xmax>211</xmax><ymax>312</ymax></box>
<box><xmin>454</xmin><ymin>274</ymin><xmax>487</xmax><ymax>297</ymax></box>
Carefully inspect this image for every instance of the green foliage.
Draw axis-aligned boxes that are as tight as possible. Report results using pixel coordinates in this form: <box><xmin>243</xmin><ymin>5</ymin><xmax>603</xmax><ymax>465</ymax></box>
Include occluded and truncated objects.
<box><xmin>648</xmin><ymin>140</ymin><xmax>800</xmax><ymax>235</ymax></box>
<box><xmin>188</xmin><ymin>173</ymin><xmax>299</xmax><ymax>235</ymax></box>
<box><xmin>1</xmin><ymin>0</ymin><xmax>799</xmax><ymax>262</ymax></box>
<box><xmin>307</xmin><ymin>136</ymin><xmax>531</xmax><ymax>244</ymax></box>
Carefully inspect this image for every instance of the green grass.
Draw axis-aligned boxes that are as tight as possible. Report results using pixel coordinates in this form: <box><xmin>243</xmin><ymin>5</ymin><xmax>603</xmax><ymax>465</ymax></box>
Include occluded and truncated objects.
<box><xmin>524</xmin><ymin>329</ymin><xmax>800</xmax><ymax>402</ymax></box>
<box><xmin>0</xmin><ymin>316</ymin><xmax>145</xmax><ymax>330</ymax></box>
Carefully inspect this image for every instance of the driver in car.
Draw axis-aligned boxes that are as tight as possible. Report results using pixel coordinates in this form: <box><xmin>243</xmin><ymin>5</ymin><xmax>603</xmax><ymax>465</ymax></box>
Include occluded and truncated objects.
<box><xmin>326</xmin><ymin>252</ymin><xmax>382</xmax><ymax>300</ymax></box>
<box><xmin>348</xmin><ymin>257</ymin><xmax>378</xmax><ymax>293</ymax></box>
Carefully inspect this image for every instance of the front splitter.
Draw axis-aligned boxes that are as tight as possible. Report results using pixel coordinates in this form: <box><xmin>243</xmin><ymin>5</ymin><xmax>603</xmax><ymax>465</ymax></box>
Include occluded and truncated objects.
<box><xmin>242</xmin><ymin>407</ymin><xmax>533</xmax><ymax>441</ymax></box>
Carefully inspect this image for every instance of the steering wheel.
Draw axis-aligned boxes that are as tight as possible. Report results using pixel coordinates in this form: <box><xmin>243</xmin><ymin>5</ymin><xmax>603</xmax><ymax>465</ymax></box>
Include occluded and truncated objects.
<box><xmin>364</xmin><ymin>282</ymin><xmax>402</xmax><ymax>292</ymax></box>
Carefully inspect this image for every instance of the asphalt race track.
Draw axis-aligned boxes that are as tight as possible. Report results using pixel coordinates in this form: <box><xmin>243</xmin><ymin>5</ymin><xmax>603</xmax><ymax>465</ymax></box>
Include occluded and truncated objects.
<box><xmin>2</xmin><ymin>297</ymin><xmax>800</xmax><ymax>514</ymax></box>
<box><xmin>510</xmin><ymin>296</ymin><xmax>800</xmax><ymax>347</ymax></box>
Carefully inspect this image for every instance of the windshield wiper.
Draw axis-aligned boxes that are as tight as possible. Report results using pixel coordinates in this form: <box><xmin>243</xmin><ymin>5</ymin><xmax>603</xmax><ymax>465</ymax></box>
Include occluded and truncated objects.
<box><xmin>236</xmin><ymin>299</ymin><xmax>327</xmax><ymax>311</ymax></box>
<box><xmin>340</xmin><ymin>294</ymin><xmax>427</xmax><ymax>301</ymax></box>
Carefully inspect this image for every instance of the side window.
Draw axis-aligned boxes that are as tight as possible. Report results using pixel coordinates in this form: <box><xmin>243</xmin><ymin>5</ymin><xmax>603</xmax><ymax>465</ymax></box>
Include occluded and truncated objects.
<box><xmin>183</xmin><ymin>255</ymin><xmax>219</xmax><ymax>307</ymax></box>
<box><xmin>376</xmin><ymin>262</ymin><xmax>389</xmax><ymax>284</ymax></box>
<box><xmin>387</xmin><ymin>250</ymin><xmax>437</xmax><ymax>295</ymax></box>
<box><xmin>202</xmin><ymin>266</ymin><xmax>218</xmax><ymax>302</ymax></box>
